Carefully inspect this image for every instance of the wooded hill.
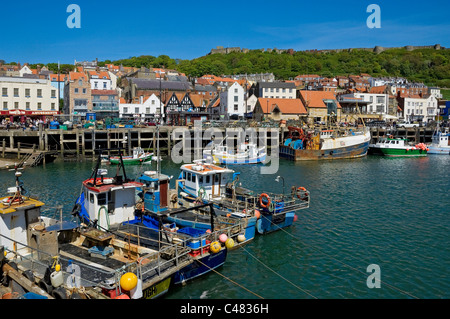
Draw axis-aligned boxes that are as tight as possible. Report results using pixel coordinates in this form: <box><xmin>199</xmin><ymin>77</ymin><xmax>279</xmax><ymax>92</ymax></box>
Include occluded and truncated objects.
<box><xmin>105</xmin><ymin>48</ymin><xmax>450</xmax><ymax>88</ymax></box>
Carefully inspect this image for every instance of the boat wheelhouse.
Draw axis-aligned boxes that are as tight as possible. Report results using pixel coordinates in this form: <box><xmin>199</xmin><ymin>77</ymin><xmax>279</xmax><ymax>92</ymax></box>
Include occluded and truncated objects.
<box><xmin>428</xmin><ymin>127</ymin><xmax>450</xmax><ymax>155</ymax></box>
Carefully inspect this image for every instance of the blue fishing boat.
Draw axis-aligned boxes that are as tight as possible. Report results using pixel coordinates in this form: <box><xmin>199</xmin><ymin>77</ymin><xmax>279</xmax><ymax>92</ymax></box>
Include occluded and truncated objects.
<box><xmin>177</xmin><ymin>159</ymin><xmax>310</xmax><ymax>235</ymax></box>
<box><xmin>136</xmin><ymin>169</ymin><xmax>256</xmax><ymax>247</ymax></box>
<box><xmin>72</xmin><ymin>149</ymin><xmax>228</xmax><ymax>287</ymax></box>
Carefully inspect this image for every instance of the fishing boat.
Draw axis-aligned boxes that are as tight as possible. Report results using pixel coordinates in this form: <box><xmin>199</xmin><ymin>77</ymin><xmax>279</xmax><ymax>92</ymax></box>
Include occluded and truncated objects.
<box><xmin>109</xmin><ymin>147</ymin><xmax>153</xmax><ymax>165</ymax></box>
<box><xmin>177</xmin><ymin>159</ymin><xmax>310</xmax><ymax>235</ymax></box>
<box><xmin>280</xmin><ymin>126</ymin><xmax>371</xmax><ymax>160</ymax></box>
<box><xmin>72</xmin><ymin>150</ymin><xmax>228</xmax><ymax>286</ymax></box>
<box><xmin>427</xmin><ymin>126</ymin><xmax>450</xmax><ymax>155</ymax></box>
<box><xmin>136</xmin><ymin>170</ymin><xmax>253</xmax><ymax>249</ymax></box>
<box><xmin>0</xmin><ymin>165</ymin><xmax>192</xmax><ymax>300</ymax></box>
<box><xmin>369</xmin><ymin>136</ymin><xmax>428</xmax><ymax>157</ymax></box>
<box><xmin>203</xmin><ymin>139</ymin><xmax>266</xmax><ymax>164</ymax></box>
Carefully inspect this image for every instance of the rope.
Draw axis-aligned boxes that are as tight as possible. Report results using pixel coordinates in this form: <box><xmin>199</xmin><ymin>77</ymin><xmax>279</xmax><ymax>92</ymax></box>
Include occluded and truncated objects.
<box><xmin>240</xmin><ymin>245</ymin><xmax>318</xmax><ymax>299</ymax></box>
<box><xmin>275</xmin><ymin>222</ymin><xmax>420</xmax><ymax>299</ymax></box>
<box><xmin>194</xmin><ymin>257</ymin><xmax>264</xmax><ymax>299</ymax></box>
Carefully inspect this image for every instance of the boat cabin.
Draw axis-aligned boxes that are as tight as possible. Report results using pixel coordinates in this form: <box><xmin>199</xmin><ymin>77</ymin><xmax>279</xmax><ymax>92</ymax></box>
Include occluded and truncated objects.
<box><xmin>179</xmin><ymin>161</ymin><xmax>235</xmax><ymax>200</ymax></box>
<box><xmin>432</xmin><ymin>128</ymin><xmax>450</xmax><ymax>146</ymax></box>
<box><xmin>376</xmin><ymin>137</ymin><xmax>406</xmax><ymax>147</ymax></box>
<box><xmin>137</xmin><ymin>171</ymin><xmax>171</xmax><ymax>213</ymax></box>
<box><xmin>81</xmin><ymin>169</ymin><xmax>143</xmax><ymax>230</ymax></box>
<box><xmin>0</xmin><ymin>170</ymin><xmax>54</xmax><ymax>258</ymax></box>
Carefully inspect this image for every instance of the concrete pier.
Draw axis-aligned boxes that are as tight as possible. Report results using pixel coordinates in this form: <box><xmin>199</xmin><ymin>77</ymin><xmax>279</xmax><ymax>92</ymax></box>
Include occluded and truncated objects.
<box><xmin>0</xmin><ymin>126</ymin><xmax>435</xmax><ymax>162</ymax></box>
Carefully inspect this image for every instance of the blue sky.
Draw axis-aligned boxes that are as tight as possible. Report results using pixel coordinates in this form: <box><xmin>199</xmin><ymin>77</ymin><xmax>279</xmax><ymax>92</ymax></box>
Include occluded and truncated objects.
<box><xmin>0</xmin><ymin>0</ymin><xmax>449</xmax><ymax>64</ymax></box>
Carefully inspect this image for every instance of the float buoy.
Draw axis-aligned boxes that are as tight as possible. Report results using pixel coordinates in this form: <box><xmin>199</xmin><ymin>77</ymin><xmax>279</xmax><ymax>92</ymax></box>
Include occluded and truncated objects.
<box><xmin>120</xmin><ymin>272</ymin><xmax>138</xmax><ymax>291</ymax></box>
<box><xmin>210</xmin><ymin>241</ymin><xmax>221</xmax><ymax>253</ymax></box>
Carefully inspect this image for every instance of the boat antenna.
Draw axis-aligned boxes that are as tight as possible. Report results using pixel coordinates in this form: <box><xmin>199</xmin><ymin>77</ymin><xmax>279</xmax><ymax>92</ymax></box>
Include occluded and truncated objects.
<box><xmin>156</xmin><ymin>124</ymin><xmax>160</xmax><ymax>177</ymax></box>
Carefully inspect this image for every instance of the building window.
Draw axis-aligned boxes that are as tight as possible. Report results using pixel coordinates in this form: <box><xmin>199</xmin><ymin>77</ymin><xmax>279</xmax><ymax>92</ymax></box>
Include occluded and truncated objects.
<box><xmin>74</xmin><ymin>88</ymin><xmax>79</xmax><ymax>93</ymax></box>
<box><xmin>37</xmin><ymin>102</ymin><xmax>42</xmax><ymax>110</ymax></box>
<box><xmin>82</xmin><ymin>88</ymin><xmax>86</xmax><ymax>94</ymax></box>
<box><xmin>234</xmin><ymin>104</ymin><xmax>238</xmax><ymax>111</ymax></box>
<box><xmin>3</xmin><ymin>102</ymin><xmax>7</xmax><ymax>110</ymax></box>
<box><xmin>14</xmin><ymin>88</ymin><xmax>19</xmax><ymax>97</ymax></box>
<box><xmin>146</xmin><ymin>107</ymin><xmax>150</xmax><ymax>114</ymax></box>
<box><xmin>103</xmin><ymin>82</ymin><xmax>107</xmax><ymax>89</ymax></box>
<box><xmin>26</xmin><ymin>102</ymin><xmax>30</xmax><ymax>110</ymax></box>
<box><xmin>37</xmin><ymin>89</ymin><xmax>42</xmax><ymax>97</ymax></box>
<box><xmin>135</xmin><ymin>107</ymin><xmax>139</xmax><ymax>114</ymax></box>
<box><xmin>234</xmin><ymin>95</ymin><xmax>238</xmax><ymax>102</ymax></box>
<box><xmin>51</xmin><ymin>90</ymin><xmax>56</xmax><ymax>98</ymax></box>
<box><xmin>94</xmin><ymin>82</ymin><xmax>98</xmax><ymax>89</ymax></box>
<box><xmin>1</xmin><ymin>88</ymin><xmax>7</xmax><ymax>96</ymax></box>
<box><xmin>14</xmin><ymin>102</ymin><xmax>19</xmax><ymax>109</ymax></box>
<box><xmin>51</xmin><ymin>103</ymin><xmax>55</xmax><ymax>110</ymax></box>
<box><xmin>124</xmin><ymin>107</ymin><xmax>128</xmax><ymax>113</ymax></box>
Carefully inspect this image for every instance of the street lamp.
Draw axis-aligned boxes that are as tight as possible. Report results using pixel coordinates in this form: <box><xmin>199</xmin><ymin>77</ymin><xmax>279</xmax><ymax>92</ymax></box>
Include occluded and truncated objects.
<box><xmin>275</xmin><ymin>175</ymin><xmax>285</xmax><ymax>196</ymax></box>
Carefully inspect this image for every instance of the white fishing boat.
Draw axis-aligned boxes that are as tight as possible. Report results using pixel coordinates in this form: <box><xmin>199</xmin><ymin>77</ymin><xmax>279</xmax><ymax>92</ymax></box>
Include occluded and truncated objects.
<box><xmin>203</xmin><ymin>139</ymin><xmax>266</xmax><ymax>164</ymax></box>
<box><xmin>427</xmin><ymin>126</ymin><xmax>450</xmax><ymax>155</ymax></box>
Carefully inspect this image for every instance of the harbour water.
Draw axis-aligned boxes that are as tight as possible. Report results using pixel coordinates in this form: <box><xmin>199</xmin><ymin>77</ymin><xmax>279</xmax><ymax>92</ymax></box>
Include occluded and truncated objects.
<box><xmin>1</xmin><ymin>155</ymin><xmax>448</xmax><ymax>299</ymax></box>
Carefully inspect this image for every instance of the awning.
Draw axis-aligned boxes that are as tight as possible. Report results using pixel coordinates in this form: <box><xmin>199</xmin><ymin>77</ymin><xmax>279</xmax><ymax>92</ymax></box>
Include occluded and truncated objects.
<box><xmin>0</xmin><ymin>109</ymin><xmax>59</xmax><ymax>116</ymax></box>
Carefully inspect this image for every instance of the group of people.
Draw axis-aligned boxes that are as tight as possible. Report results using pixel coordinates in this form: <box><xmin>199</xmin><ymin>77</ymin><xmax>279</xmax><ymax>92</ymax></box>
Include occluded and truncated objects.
<box><xmin>1</xmin><ymin>117</ymin><xmax>44</xmax><ymax>131</ymax></box>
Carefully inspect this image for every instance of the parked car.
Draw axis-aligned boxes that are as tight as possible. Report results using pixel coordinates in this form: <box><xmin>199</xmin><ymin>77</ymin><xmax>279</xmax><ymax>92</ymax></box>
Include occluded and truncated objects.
<box><xmin>397</xmin><ymin>121</ymin><xmax>420</xmax><ymax>128</ymax></box>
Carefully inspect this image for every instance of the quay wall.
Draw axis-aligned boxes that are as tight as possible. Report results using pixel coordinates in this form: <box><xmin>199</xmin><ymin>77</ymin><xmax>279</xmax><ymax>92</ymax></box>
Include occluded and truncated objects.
<box><xmin>0</xmin><ymin>126</ymin><xmax>435</xmax><ymax>162</ymax></box>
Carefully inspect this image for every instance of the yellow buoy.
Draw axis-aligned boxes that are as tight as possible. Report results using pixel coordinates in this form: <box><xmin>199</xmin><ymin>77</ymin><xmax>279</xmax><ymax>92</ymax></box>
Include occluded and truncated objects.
<box><xmin>55</xmin><ymin>264</ymin><xmax>61</xmax><ymax>272</ymax></box>
<box><xmin>120</xmin><ymin>272</ymin><xmax>138</xmax><ymax>291</ymax></box>
<box><xmin>225</xmin><ymin>238</ymin><xmax>235</xmax><ymax>249</ymax></box>
<box><xmin>210</xmin><ymin>241</ymin><xmax>221</xmax><ymax>254</ymax></box>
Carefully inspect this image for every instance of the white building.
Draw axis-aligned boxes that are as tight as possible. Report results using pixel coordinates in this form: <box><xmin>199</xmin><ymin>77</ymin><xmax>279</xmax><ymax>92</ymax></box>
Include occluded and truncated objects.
<box><xmin>428</xmin><ymin>87</ymin><xmax>442</xmax><ymax>99</ymax></box>
<box><xmin>88</xmin><ymin>71</ymin><xmax>112</xmax><ymax>91</ymax></box>
<box><xmin>119</xmin><ymin>93</ymin><xmax>162</xmax><ymax>120</ymax></box>
<box><xmin>0</xmin><ymin>77</ymin><xmax>59</xmax><ymax>116</ymax></box>
<box><xmin>340</xmin><ymin>92</ymin><xmax>389</xmax><ymax>115</ymax></box>
<box><xmin>219</xmin><ymin>82</ymin><xmax>245</xmax><ymax>118</ymax></box>
<box><xmin>19</xmin><ymin>65</ymin><xmax>33</xmax><ymax>77</ymax></box>
<box><xmin>246</xmin><ymin>94</ymin><xmax>258</xmax><ymax>113</ymax></box>
<box><xmin>403</xmin><ymin>95</ymin><xmax>438</xmax><ymax>122</ymax></box>
<box><xmin>257</xmin><ymin>82</ymin><xmax>296</xmax><ymax>99</ymax></box>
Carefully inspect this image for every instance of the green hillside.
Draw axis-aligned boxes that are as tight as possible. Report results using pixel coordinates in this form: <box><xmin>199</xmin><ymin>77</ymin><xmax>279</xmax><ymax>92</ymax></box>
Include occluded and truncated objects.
<box><xmin>106</xmin><ymin>48</ymin><xmax>450</xmax><ymax>88</ymax></box>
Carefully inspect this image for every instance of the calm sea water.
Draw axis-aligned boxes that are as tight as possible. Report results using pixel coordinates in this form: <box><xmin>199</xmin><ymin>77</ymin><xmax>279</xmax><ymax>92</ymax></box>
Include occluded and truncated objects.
<box><xmin>1</xmin><ymin>155</ymin><xmax>449</xmax><ymax>299</ymax></box>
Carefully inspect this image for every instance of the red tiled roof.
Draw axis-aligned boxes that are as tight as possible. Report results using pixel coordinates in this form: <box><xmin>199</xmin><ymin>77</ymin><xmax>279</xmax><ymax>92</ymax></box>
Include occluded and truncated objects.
<box><xmin>258</xmin><ymin>98</ymin><xmax>307</xmax><ymax>114</ymax></box>
<box><xmin>299</xmin><ymin>90</ymin><xmax>341</xmax><ymax>108</ymax></box>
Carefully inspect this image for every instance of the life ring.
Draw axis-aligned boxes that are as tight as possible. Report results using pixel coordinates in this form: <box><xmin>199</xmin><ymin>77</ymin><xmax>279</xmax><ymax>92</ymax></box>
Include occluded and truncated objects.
<box><xmin>198</xmin><ymin>187</ymin><xmax>206</xmax><ymax>199</ymax></box>
<box><xmin>2</xmin><ymin>196</ymin><xmax>21</xmax><ymax>204</ymax></box>
<box><xmin>389</xmin><ymin>135</ymin><xmax>394</xmax><ymax>139</ymax></box>
<box><xmin>259</xmin><ymin>193</ymin><xmax>271</xmax><ymax>208</ymax></box>
<box><xmin>296</xmin><ymin>187</ymin><xmax>309</xmax><ymax>200</ymax></box>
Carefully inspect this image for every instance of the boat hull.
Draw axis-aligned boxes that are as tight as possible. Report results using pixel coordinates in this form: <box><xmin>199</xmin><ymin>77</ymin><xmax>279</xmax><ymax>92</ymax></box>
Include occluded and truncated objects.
<box><xmin>369</xmin><ymin>147</ymin><xmax>427</xmax><ymax>157</ymax></box>
<box><xmin>280</xmin><ymin>140</ymin><xmax>369</xmax><ymax>161</ymax></box>
<box><xmin>109</xmin><ymin>155</ymin><xmax>152</xmax><ymax>165</ymax></box>
<box><xmin>256</xmin><ymin>211</ymin><xmax>295</xmax><ymax>234</ymax></box>
<box><xmin>205</xmin><ymin>153</ymin><xmax>266</xmax><ymax>165</ymax></box>
<box><xmin>173</xmin><ymin>249</ymin><xmax>227</xmax><ymax>285</ymax></box>
<box><xmin>427</xmin><ymin>145</ymin><xmax>450</xmax><ymax>155</ymax></box>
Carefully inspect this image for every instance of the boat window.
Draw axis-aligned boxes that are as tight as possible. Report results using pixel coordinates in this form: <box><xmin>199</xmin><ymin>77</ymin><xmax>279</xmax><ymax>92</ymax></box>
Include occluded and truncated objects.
<box><xmin>192</xmin><ymin>174</ymin><xmax>196</xmax><ymax>183</ymax></box>
<box><xmin>199</xmin><ymin>176</ymin><xmax>203</xmax><ymax>184</ymax></box>
<box><xmin>90</xmin><ymin>193</ymin><xmax>94</xmax><ymax>204</ymax></box>
<box><xmin>108</xmin><ymin>190</ymin><xmax>113</xmax><ymax>203</ymax></box>
<box><xmin>187</xmin><ymin>173</ymin><xmax>191</xmax><ymax>182</ymax></box>
<box><xmin>183</xmin><ymin>172</ymin><xmax>186</xmax><ymax>179</ymax></box>
<box><xmin>206</xmin><ymin>175</ymin><xmax>210</xmax><ymax>184</ymax></box>
<box><xmin>214</xmin><ymin>174</ymin><xmax>219</xmax><ymax>183</ymax></box>
<box><xmin>98</xmin><ymin>193</ymin><xmax>107</xmax><ymax>206</ymax></box>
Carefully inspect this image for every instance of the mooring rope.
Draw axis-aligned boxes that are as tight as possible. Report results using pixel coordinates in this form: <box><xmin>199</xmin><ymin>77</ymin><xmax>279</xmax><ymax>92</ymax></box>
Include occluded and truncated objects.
<box><xmin>194</xmin><ymin>257</ymin><xmax>264</xmax><ymax>299</ymax></box>
<box><xmin>273</xmin><ymin>220</ymin><xmax>420</xmax><ymax>299</ymax></box>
